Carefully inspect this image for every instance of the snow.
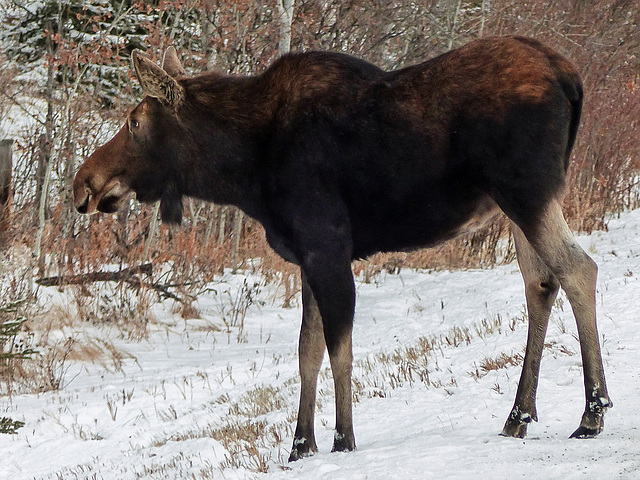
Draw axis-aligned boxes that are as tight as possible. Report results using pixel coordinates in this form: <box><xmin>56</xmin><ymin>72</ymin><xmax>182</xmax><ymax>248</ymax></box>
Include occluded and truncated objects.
<box><xmin>1</xmin><ymin>208</ymin><xmax>640</xmax><ymax>479</ymax></box>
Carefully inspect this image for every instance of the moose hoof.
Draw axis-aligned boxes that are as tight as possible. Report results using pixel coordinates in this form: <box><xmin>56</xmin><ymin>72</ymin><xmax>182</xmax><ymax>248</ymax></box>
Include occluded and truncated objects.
<box><xmin>501</xmin><ymin>407</ymin><xmax>534</xmax><ymax>439</ymax></box>
<box><xmin>569</xmin><ymin>397</ymin><xmax>612</xmax><ymax>439</ymax></box>
<box><xmin>288</xmin><ymin>437</ymin><xmax>318</xmax><ymax>462</ymax></box>
<box><xmin>331</xmin><ymin>431</ymin><xmax>356</xmax><ymax>453</ymax></box>
<box><xmin>569</xmin><ymin>393</ymin><xmax>613</xmax><ymax>438</ymax></box>
<box><xmin>501</xmin><ymin>421</ymin><xmax>528</xmax><ymax>439</ymax></box>
<box><xmin>569</xmin><ymin>425</ymin><xmax>601</xmax><ymax>439</ymax></box>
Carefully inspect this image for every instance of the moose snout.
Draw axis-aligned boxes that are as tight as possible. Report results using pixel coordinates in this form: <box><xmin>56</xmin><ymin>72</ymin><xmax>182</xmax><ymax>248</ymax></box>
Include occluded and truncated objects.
<box><xmin>73</xmin><ymin>170</ymin><xmax>96</xmax><ymax>215</ymax></box>
<box><xmin>75</xmin><ymin>187</ymin><xmax>91</xmax><ymax>214</ymax></box>
<box><xmin>73</xmin><ymin>168</ymin><xmax>132</xmax><ymax>215</ymax></box>
<box><xmin>72</xmin><ymin>168</ymin><xmax>103</xmax><ymax>215</ymax></box>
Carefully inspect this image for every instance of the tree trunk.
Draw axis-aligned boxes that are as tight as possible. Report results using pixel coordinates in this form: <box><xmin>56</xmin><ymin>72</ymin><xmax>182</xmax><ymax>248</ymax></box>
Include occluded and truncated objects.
<box><xmin>218</xmin><ymin>206</ymin><xmax>228</xmax><ymax>246</ymax></box>
<box><xmin>231</xmin><ymin>209</ymin><xmax>244</xmax><ymax>273</ymax></box>
<box><xmin>0</xmin><ymin>139</ymin><xmax>12</xmax><ymax>242</ymax></box>
<box><xmin>34</xmin><ymin>21</ymin><xmax>56</xmax><ymax>226</ymax></box>
<box><xmin>446</xmin><ymin>0</ymin><xmax>462</xmax><ymax>50</ymax></box>
<box><xmin>34</xmin><ymin>146</ymin><xmax>54</xmax><ymax>275</ymax></box>
<box><xmin>203</xmin><ymin>204</ymin><xmax>217</xmax><ymax>246</ymax></box>
<box><xmin>59</xmin><ymin>144</ymin><xmax>76</xmax><ymax>237</ymax></box>
<box><xmin>277</xmin><ymin>0</ymin><xmax>295</xmax><ymax>55</ymax></box>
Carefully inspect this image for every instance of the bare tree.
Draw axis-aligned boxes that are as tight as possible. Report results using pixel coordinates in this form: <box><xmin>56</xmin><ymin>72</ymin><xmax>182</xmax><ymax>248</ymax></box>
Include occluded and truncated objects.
<box><xmin>0</xmin><ymin>139</ymin><xmax>12</xmax><ymax>242</ymax></box>
<box><xmin>2</xmin><ymin>0</ymin><xmax>638</xmax><ymax>282</ymax></box>
<box><xmin>278</xmin><ymin>0</ymin><xmax>295</xmax><ymax>54</ymax></box>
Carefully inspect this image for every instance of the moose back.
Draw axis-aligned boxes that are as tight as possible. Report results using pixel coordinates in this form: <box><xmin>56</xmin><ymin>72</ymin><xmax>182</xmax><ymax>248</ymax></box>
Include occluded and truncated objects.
<box><xmin>73</xmin><ymin>36</ymin><xmax>611</xmax><ymax>461</ymax></box>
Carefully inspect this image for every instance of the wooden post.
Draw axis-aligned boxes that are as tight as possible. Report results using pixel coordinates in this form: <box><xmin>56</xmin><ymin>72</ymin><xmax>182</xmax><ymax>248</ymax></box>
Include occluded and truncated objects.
<box><xmin>0</xmin><ymin>139</ymin><xmax>12</xmax><ymax>237</ymax></box>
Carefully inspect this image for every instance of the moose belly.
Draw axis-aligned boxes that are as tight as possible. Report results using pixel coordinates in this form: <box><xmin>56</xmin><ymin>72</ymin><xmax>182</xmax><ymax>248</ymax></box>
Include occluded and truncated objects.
<box><xmin>350</xmin><ymin>193</ymin><xmax>500</xmax><ymax>259</ymax></box>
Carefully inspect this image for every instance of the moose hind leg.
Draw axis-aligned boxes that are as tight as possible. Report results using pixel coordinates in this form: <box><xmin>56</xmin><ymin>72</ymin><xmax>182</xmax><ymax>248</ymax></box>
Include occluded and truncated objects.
<box><xmin>519</xmin><ymin>201</ymin><xmax>612</xmax><ymax>438</ymax></box>
<box><xmin>289</xmin><ymin>273</ymin><xmax>326</xmax><ymax>462</ymax></box>
<box><xmin>502</xmin><ymin>223</ymin><xmax>560</xmax><ymax>438</ymax></box>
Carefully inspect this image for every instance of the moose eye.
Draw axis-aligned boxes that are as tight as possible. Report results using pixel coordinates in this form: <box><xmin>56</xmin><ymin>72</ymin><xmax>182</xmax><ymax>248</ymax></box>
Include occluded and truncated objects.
<box><xmin>130</xmin><ymin>119</ymin><xmax>140</xmax><ymax>130</ymax></box>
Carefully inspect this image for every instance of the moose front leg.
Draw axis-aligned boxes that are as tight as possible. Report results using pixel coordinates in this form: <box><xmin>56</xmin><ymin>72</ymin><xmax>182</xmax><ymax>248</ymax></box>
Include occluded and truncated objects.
<box><xmin>303</xmin><ymin>262</ymin><xmax>356</xmax><ymax>453</ymax></box>
<box><xmin>300</xmin><ymin>248</ymin><xmax>356</xmax><ymax>453</ymax></box>
<box><xmin>289</xmin><ymin>273</ymin><xmax>326</xmax><ymax>462</ymax></box>
<box><xmin>287</xmin><ymin>201</ymin><xmax>357</xmax><ymax>456</ymax></box>
<box><xmin>326</xmin><ymin>319</ymin><xmax>355</xmax><ymax>453</ymax></box>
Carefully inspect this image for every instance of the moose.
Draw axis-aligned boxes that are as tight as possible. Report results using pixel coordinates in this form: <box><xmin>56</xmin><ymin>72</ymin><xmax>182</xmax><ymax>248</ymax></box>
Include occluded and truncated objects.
<box><xmin>74</xmin><ymin>36</ymin><xmax>612</xmax><ymax>461</ymax></box>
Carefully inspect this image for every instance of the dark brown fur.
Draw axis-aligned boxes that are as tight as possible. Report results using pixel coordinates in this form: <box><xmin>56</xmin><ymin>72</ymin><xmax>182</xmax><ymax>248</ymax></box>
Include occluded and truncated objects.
<box><xmin>73</xmin><ymin>37</ymin><xmax>611</xmax><ymax>460</ymax></box>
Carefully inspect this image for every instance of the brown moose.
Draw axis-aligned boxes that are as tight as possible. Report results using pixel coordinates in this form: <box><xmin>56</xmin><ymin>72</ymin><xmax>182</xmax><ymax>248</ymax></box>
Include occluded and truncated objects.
<box><xmin>73</xmin><ymin>36</ymin><xmax>612</xmax><ymax>461</ymax></box>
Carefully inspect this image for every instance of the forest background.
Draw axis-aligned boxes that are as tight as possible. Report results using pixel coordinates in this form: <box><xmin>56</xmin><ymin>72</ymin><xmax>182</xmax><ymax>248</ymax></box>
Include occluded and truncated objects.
<box><xmin>0</xmin><ymin>0</ymin><xmax>638</xmax><ymax>396</ymax></box>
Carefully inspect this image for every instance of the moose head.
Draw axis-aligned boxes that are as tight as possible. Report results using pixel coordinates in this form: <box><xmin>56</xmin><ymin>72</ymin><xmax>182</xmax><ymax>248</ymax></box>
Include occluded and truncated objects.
<box><xmin>73</xmin><ymin>47</ymin><xmax>189</xmax><ymax>224</ymax></box>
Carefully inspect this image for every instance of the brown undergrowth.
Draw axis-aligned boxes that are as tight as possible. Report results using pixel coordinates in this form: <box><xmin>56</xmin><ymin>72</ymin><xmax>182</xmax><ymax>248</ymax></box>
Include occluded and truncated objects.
<box><xmin>0</xmin><ymin>0</ymin><xmax>638</xmax><ymax>413</ymax></box>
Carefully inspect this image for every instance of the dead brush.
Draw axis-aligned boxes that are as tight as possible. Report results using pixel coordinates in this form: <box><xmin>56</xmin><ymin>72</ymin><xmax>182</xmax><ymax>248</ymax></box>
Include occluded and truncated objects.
<box><xmin>545</xmin><ymin>340</ymin><xmax>578</xmax><ymax>358</ymax></box>
<box><xmin>213</xmin><ymin>419</ymin><xmax>292</xmax><ymax>473</ymax></box>
<box><xmin>0</xmin><ymin>260</ymin><xmax>78</xmax><ymax>395</ymax></box>
<box><xmin>0</xmin><ymin>298</ymin><xmax>38</xmax><ymax>398</ymax></box>
<box><xmin>219</xmin><ymin>438</ymin><xmax>270</xmax><ymax>473</ymax></box>
<box><xmin>444</xmin><ymin>326</ymin><xmax>473</xmax><ymax>347</ymax></box>
<box><xmin>474</xmin><ymin>315</ymin><xmax>503</xmax><ymax>338</ymax></box>
<box><xmin>0</xmin><ymin>272</ymin><xmax>133</xmax><ymax>395</ymax></box>
<box><xmin>39</xmin><ymin>200</ymin><xmax>520</xmax><ymax>309</ymax></box>
<box><xmin>469</xmin><ymin>352</ymin><xmax>524</xmax><ymax>381</ymax></box>
<box><xmin>229</xmin><ymin>384</ymin><xmax>287</xmax><ymax>417</ymax></box>
<box><xmin>356</xmin><ymin>312</ymin><xmax>523</xmax><ymax>394</ymax></box>
<box><xmin>508</xmin><ymin>310</ymin><xmax>528</xmax><ymax>332</ymax></box>
<box><xmin>157</xmin><ymin>417</ymin><xmax>292</xmax><ymax>474</ymax></box>
<box><xmin>215</xmin><ymin>278</ymin><xmax>263</xmax><ymax>343</ymax></box>
<box><xmin>72</xmin><ymin>281</ymin><xmax>155</xmax><ymax>341</ymax></box>
<box><xmin>151</xmin><ymin>380</ymin><xmax>293</xmax><ymax>472</ymax></box>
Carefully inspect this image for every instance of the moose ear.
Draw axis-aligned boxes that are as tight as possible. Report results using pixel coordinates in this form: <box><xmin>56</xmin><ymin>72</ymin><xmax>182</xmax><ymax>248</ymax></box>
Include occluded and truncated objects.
<box><xmin>162</xmin><ymin>46</ymin><xmax>187</xmax><ymax>77</ymax></box>
<box><xmin>132</xmin><ymin>50</ymin><xmax>184</xmax><ymax>109</ymax></box>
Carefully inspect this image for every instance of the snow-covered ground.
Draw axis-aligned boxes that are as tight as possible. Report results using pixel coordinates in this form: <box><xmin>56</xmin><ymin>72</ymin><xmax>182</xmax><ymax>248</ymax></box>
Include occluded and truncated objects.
<box><xmin>1</xmin><ymin>208</ymin><xmax>639</xmax><ymax>479</ymax></box>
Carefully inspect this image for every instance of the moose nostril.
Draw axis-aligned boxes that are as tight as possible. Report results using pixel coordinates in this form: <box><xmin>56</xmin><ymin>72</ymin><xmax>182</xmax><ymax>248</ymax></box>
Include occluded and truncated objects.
<box><xmin>76</xmin><ymin>195</ymin><xmax>90</xmax><ymax>214</ymax></box>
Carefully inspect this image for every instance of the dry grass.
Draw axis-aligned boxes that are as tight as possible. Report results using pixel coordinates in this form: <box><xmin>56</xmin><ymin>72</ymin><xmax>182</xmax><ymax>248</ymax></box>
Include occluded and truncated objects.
<box><xmin>468</xmin><ymin>352</ymin><xmax>524</xmax><ymax>381</ymax></box>
<box><xmin>152</xmin><ymin>383</ymin><xmax>294</xmax><ymax>474</ymax></box>
<box><xmin>0</xmin><ymin>3</ymin><xmax>637</xmax><ymax>476</ymax></box>
<box><xmin>355</xmin><ymin>313</ymin><xmax>516</xmax><ymax>395</ymax></box>
<box><xmin>0</xmin><ymin>248</ymin><xmax>139</xmax><ymax>395</ymax></box>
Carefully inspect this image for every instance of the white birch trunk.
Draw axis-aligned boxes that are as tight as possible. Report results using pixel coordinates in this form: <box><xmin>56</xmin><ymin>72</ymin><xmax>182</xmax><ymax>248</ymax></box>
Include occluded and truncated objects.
<box><xmin>277</xmin><ymin>0</ymin><xmax>295</xmax><ymax>55</ymax></box>
<box><xmin>231</xmin><ymin>209</ymin><xmax>244</xmax><ymax>273</ymax></box>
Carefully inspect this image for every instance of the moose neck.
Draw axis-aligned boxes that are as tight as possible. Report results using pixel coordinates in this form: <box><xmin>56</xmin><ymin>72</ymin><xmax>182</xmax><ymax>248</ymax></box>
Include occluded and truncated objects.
<box><xmin>176</xmin><ymin>73</ymin><xmax>274</xmax><ymax>219</ymax></box>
